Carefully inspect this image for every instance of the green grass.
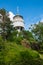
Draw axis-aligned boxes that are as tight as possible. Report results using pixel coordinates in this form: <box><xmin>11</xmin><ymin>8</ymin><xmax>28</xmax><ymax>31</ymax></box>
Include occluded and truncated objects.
<box><xmin>40</xmin><ymin>54</ymin><xmax>43</xmax><ymax>59</ymax></box>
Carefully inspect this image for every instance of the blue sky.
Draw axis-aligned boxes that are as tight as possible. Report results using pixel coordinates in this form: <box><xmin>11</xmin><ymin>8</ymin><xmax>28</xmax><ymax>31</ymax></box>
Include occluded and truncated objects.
<box><xmin>0</xmin><ymin>0</ymin><xmax>43</xmax><ymax>29</ymax></box>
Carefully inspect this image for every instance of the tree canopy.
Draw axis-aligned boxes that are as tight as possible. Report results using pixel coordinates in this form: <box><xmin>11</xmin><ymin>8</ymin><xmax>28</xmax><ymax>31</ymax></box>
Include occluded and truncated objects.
<box><xmin>0</xmin><ymin>8</ymin><xmax>14</xmax><ymax>40</ymax></box>
<box><xmin>31</xmin><ymin>22</ymin><xmax>43</xmax><ymax>43</ymax></box>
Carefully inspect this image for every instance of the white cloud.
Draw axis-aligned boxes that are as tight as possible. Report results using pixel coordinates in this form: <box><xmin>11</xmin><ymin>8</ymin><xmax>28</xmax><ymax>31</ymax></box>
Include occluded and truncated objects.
<box><xmin>36</xmin><ymin>18</ymin><xmax>43</xmax><ymax>24</ymax></box>
<box><xmin>8</xmin><ymin>11</ymin><xmax>15</xmax><ymax>21</ymax></box>
<box><xmin>40</xmin><ymin>19</ymin><xmax>43</xmax><ymax>22</ymax></box>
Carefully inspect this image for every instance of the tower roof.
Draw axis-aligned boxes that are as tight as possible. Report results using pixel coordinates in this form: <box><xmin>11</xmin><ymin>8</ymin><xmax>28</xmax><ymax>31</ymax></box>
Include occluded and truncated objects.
<box><xmin>13</xmin><ymin>14</ymin><xmax>23</xmax><ymax>19</ymax></box>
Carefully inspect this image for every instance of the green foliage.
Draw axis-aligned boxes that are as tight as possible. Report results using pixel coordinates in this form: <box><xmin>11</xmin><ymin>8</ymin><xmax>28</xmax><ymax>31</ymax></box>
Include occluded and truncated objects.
<box><xmin>31</xmin><ymin>22</ymin><xmax>43</xmax><ymax>43</ymax></box>
<box><xmin>30</xmin><ymin>22</ymin><xmax>43</xmax><ymax>51</ymax></box>
<box><xmin>0</xmin><ymin>41</ymin><xmax>43</xmax><ymax>65</ymax></box>
<box><xmin>0</xmin><ymin>8</ymin><xmax>6</xmax><ymax>16</ymax></box>
<box><xmin>14</xmin><ymin>36</ymin><xmax>23</xmax><ymax>45</ymax></box>
<box><xmin>9</xmin><ymin>50</ymin><xmax>40</xmax><ymax>65</ymax></box>
<box><xmin>0</xmin><ymin>8</ymin><xmax>14</xmax><ymax>40</ymax></box>
<box><xmin>0</xmin><ymin>38</ymin><xmax>5</xmax><ymax>65</ymax></box>
<box><xmin>30</xmin><ymin>42</ymin><xmax>40</xmax><ymax>51</ymax></box>
<box><xmin>0</xmin><ymin>36</ymin><xmax>2</xmax><ymax>42</ymax></box>
<box><xmin>23</xmin><ymin>30</ymin><xmax>34</xmax><ymax>40</ymax></box>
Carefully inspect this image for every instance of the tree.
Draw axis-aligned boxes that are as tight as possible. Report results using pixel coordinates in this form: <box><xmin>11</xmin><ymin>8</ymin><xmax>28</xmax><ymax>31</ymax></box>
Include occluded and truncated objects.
<box><xmin>0</xmin><ymin>8</ymin><xmax>14</xmax><ymax>40</ymax></box>
<box><xmin>22</xmin><ymin>30</ymin><xmax>34</xmax><ymax>42</ymax></box>
<box><xmin>31</xmin><ymin>22</ymin><xmax>43</xmax><ymax>43</ymax></box>
<box><xmin>30</xmin><ymin>22</ymin><xmax>43</xmax><ymax>50</ymax></box>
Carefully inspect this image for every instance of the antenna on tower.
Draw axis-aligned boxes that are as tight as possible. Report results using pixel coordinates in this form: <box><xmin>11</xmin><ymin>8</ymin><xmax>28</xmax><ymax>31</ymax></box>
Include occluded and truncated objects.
<box><xmin>17</xmin><ymin>6</ymin><xmax>19</xmax><ymax>14</ymax></box>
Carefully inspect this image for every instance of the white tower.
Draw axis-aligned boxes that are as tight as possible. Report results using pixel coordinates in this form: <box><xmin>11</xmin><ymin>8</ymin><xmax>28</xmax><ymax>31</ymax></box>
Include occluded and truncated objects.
<box><xmin>13</xmin><ymin>7</ymin><xmax>24</xmax><ymax>32</ymax></box>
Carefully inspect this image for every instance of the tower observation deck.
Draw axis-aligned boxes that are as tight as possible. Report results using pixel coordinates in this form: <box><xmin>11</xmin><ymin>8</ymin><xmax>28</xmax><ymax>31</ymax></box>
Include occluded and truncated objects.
<box><xmin>13</xmin><ymin>14</ymin><xmax>24</xmax><ymax>32</ymax></box>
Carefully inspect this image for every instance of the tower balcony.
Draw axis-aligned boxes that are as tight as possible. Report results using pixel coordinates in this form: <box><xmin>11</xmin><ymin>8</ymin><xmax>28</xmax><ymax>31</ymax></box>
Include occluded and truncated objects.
<box><xmin>13</xmin><ymin>21</ymin><xmax>24</xmax><ymax>28</ymax></box>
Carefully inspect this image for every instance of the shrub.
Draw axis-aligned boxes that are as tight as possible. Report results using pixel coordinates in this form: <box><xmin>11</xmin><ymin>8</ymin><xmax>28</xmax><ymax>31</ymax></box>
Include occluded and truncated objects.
<box><xmin>5</xmin><ymin>50</ymin><xmax>40</xmax><ymax>65</ymax></box>
<box><xmin>0</xmin><ymin>41</ymin><xmax>43</xmax><ymax>65</ymax></box>
<box><xmin>14</xmin><ymin>36</ymin><xmax>23</xmax><ymax>45</ymax></box>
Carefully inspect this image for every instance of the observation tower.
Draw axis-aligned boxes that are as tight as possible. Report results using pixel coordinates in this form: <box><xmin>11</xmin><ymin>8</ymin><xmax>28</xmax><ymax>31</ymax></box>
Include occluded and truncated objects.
<box><xmin>13</xmin><ymin>7</ymin><xmax>24</xmax><ymax>32</ymax></box>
